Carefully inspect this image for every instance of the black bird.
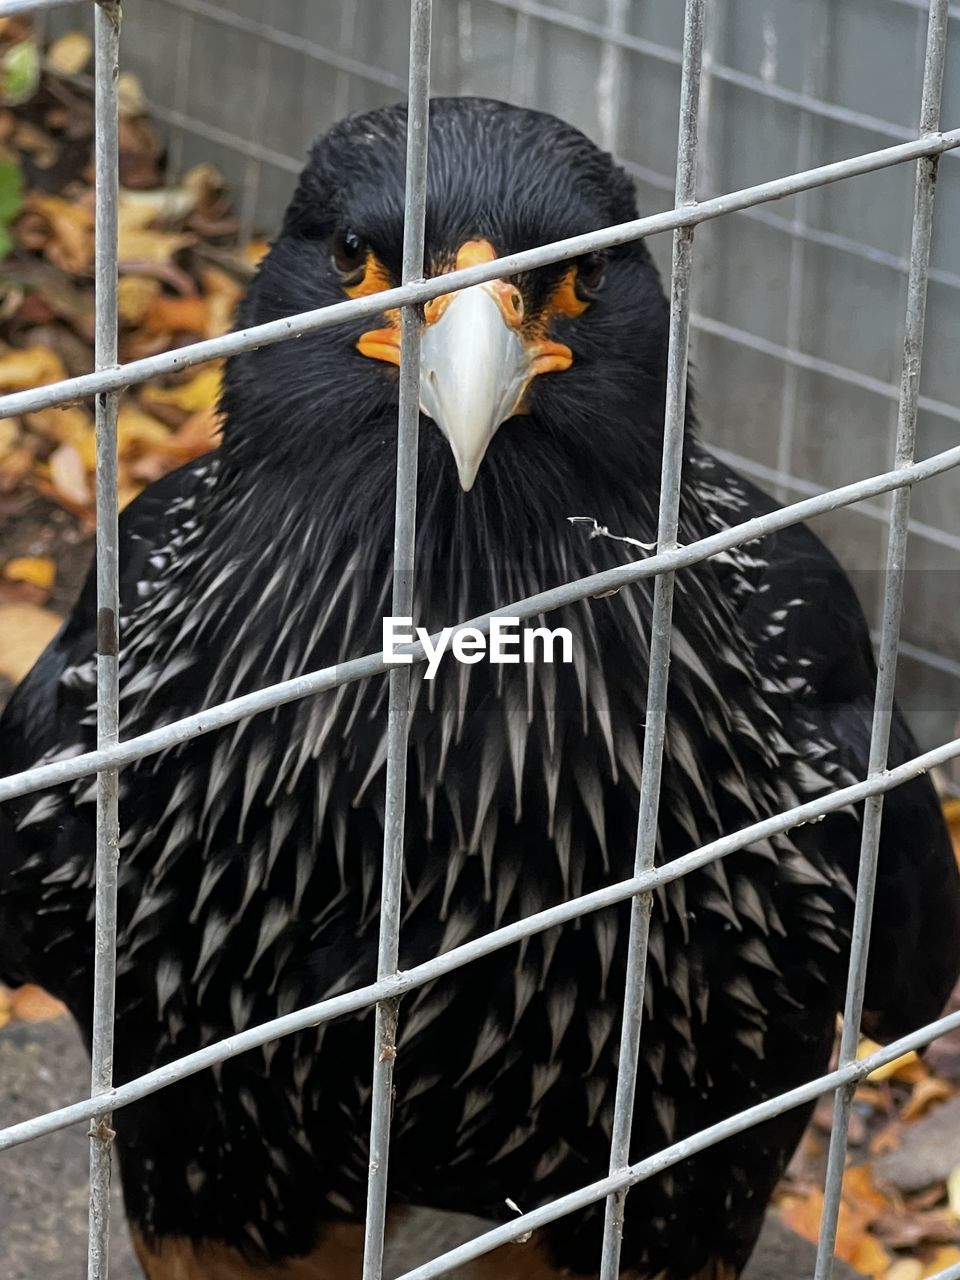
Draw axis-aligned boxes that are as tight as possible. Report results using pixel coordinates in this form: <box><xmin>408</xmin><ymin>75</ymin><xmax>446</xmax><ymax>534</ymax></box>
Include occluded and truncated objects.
<box><xmin>1</xmin><ymin>98</ymin><xmax>958</xmax><ymax>1280</ymax></box>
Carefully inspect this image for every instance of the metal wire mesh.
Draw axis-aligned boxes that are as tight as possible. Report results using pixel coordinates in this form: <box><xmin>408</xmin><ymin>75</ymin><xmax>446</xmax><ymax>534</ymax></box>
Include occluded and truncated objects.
<box><xmin>0</xmin><ymin>1</ymin><xmax>959</xmax><ymax>1279</ymax></box>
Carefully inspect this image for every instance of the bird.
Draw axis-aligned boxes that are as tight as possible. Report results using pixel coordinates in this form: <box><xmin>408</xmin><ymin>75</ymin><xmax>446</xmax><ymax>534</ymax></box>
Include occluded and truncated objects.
<box><xmin>1</xmin><ymin>97</ymin><xmax>958</xmax><ymax>1280</ymax></box>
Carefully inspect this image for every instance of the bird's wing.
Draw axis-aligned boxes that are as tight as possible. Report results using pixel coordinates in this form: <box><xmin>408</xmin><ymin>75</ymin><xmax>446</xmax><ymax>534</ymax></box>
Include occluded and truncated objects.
<box><xmin>0</xmin><ymin>454</ymin><xmax>216</xmax><ymax>989</ymax></box>
<box><xmin>701</xmin><ymin>449</ymin><xmax>960</xmax><ymax>1042</ymax></box>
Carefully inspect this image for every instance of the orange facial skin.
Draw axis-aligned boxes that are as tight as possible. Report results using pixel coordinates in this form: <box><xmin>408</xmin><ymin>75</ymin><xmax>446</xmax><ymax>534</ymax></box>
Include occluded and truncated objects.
<box><xmin>353</xmin><ymin>239</ymin><xmax>587</xmax><ymax>378</ymax></box>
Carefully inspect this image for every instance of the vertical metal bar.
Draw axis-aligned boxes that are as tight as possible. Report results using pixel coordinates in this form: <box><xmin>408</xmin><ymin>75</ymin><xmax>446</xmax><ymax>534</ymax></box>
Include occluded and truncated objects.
<box><xmin>599</xmin><ymin>3</ymin><xmax>705</xmax><ymax>1277</ymax></box>
<box><xmin>814</xmin><ymin>3</ymin><xmax>949</xmax><ymax>1277</ymax></box>
<box><xmin>361</xmin><ymin>4</ymin><xmax>432</xmax><ymax>1278</ymax></box>
<box><xmin>166</xmin><ymin>3</ymin><xmax>195</xmax><ymax>187</ymax></box>
<box><xmin>88</xmin><ymin>3</ymin><xmax>121</xmax><ymax>1279</ymax></box>
<box><xmin>596</xmin><ymin>0</ymin><xmax>628</xmax><ymax>153</ymax></box>
<box><xmin>237</xmin><ymin>26</ymin><xmax>271</xmax><ymax>244</ymax></box>
<box><xmin>774</xmin><ymin>0</ymin><xmax>829</xmax><ymax>503</ymax></box>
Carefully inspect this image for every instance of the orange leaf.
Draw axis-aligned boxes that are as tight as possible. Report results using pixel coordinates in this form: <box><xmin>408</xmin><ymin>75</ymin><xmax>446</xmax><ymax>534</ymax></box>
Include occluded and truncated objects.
<box><xmin>143</xmin><ymin>294</ymin><xmax>210</xmax><ymax>334</ymax></box>
<box><xmin>0</xmin><ymin>985</ymin><xmax>10</xmax><ymax>1031</ymax></box>
<box><xmin>21</xmin><ymin>193</ymin><xmax>94</xmax><ymax>273</ymax></box>
<box><xmin>9</xmin><ymin>983</ymin><xmax>66</xmax><ymax>1022</ymax></box>
<box><xmin>921</xmin><ymin>1247</ymin><xmax>960</xmax><ymax>1278</ymax></box>
<box><xmin>848</xmin><ymin>1235</ymin><xmax>890</xmax><ymax>1277</ymax></box>
<box><xmin>0</xmin><ymin>344</ymin><xmax>66</xmax><ymax>391</ymax></box>
<box><xmin>3</xmin><ymin>555</ymin><xmax>55</xmax><ymax>590</ymax></box>
<box><xmin>140</xmin><ymin>363</ymin><xmax>223</xmax><ymax>414</ymax></box>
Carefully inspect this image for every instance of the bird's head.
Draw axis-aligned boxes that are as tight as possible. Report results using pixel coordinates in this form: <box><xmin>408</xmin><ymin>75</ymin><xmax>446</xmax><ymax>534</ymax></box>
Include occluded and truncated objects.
<box><xmin>222</xmin><ymin>98</ymin><xmax>670</xmax><ymax>495</ymax></box>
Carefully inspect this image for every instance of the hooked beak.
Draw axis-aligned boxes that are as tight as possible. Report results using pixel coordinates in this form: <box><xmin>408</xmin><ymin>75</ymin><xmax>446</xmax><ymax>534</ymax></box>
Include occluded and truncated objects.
<box><xmin>355</xmin><ymin>241</ymin><xmax>574</xmax><ymax>491</ymax></box>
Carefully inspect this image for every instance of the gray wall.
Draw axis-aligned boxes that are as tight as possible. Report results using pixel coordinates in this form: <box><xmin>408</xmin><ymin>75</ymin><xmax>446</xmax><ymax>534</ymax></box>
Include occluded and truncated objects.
<box><xmin>51</xmin><ymin>0</ymin><xmax>960</xmax><ymax>772</ymax></box>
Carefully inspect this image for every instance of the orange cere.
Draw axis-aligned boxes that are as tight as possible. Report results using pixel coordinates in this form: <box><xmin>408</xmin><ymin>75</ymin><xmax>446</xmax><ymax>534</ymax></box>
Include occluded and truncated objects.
<box><xmin>355</xmin><ymin>238</ymin><xmax>583</xmax><ymax>371</ymax></box>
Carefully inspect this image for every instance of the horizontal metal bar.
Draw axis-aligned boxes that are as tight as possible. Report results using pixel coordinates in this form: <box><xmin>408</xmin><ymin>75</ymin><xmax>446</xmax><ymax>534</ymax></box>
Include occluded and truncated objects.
<box><xmin>484</xmin><ymin>0</ymin><xmax>957</xmax><ymax>153</ymax></box>
<box><xmin>159</xmin><ymin>0</ymin><xmax>407</xmax><ymax>91</ymax></box>
<box><xmin>693</xmin><ymin>312</ymin><xmax>960</xmax><ymax>428</ymax></box>
<box><xmin>1</xmin><ymin>731</ymin><xmax>958</xmax><ymax>1156</ymax></box>
<box><xmin>1</xmin><ymin>125</ymin><xmax>958</xmax><ymax>421</ymax></box>
<box><xmin>395</xmin><ymin>1001</ymin><xmax>960</xmax><ymax>1280</ymax></box>
<box><xmin>620</xmin><ymin>155</ymin><xmax>960</xmax><ymax>297</ymax></box>
<box><xmin>890</xmin><ymin>0</ymin><xmax>960</xmax><ymax>19</ymax></box>
<box><xmin>1</xmin><ymin>441</ymin><xmax>958</xmax><ymax>807</ymax></box>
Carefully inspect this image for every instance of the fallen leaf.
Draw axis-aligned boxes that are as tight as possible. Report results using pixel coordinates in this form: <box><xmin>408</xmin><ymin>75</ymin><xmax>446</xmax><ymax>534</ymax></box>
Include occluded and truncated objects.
<box><xmin>244</xmin><ymin>238</ymin><xmax>270</xmax><ymax>270</ymax></box>
<box><xmin>0</xmin><ymin>155</ymin><xmax>22</xmax><ymax>258</ymax></box>
<box><xmin>3</xmin><ymin>555</ymin><xmax>55</xmax><ymax>590</ymax></box>
<box><xmin>849</xmin><ymin>1233</ymin><xmax>890</xmax><ymax>1276</ymax></box>
<box><xmin>0</xmin><ymin>343</ymin><xmax>66</xmax><ymax>391</ymax></box>
<box><xmin>948</xmin><ymin>1166</ymin><xmax>960</xmax><ymax>1220</ymax></box>
<box><xmin>885</xmin><ymin>1261</ymin><xmax>923</xmax><ymax>1280</ymax></box>
<box><xmin>860</xmin><ymin>1039</ymin><xmax>923</xmax><ymax>1083</ymax></box>
<box><xmin>0</xmin><ymin>416</ymin><xmax>18</xmax><ymax>453</ymax></box>
<box><xmin>200</xmin><ymin>264</ymin><xmax>242</xmax><ymax>336</ymax></box>
<box><xmin>117</xmin><ymin>70</ymin><xmax>147</xmax><ymax>117</ymax></box>
<box><xmin>141</xmin><ymin>363</ymin><xmax>223</xmax><ymax>414</ymax></box>
<box><xmin>117</xmin><ymin>273</ymin><xmax>161</xmax><ymax>324</ymax></box>
<box><xmin>873</xmin><ymin>1209</ymin><xmax>959</xmax><ymax>1248</ymax></box>
<box><xmin>143</xmin><ymin>293</ymin><xmax>209</xmax><ymax>334</ymax></box>
<box><xmin>117</xmin><ymin>403</ymin><xmax>172</xmax><ymax>453</ymax></box>
<box><xmin>0</xmin><ymin>985</ymin><xmax>9</xmax><ymax>1030</ymax></box>
<box><xmin>903</xmin><ymin>1077</ymin><xmax>955</xmax><ymax>1123</ymax></box>
<box><xmin>118</xmin><ymin>183</ymin><xmax>199</xmax><ymax>231</ymax></box>
<box><xmin>9</xmin><ymin>983</ymin><xmax>66</xmax><ymax>1022</ymax></box>
<box><xmin>20</xmin><ymin>192</ymin><xmax>94</xmax><ymax>273</ymax></box>
<box><xmin>1</xmin><ymin>38</ymin><xmax>40</xmax><ymax>106</ymax></box>
<box><xmin>49</xmin><ymin>441</ymin><xmax>91</xmax><ymax>505</ymax></box>
<box><xmin>46</xmin><ymin>30</ymin><xmax>92</xmax><ymax>75</ymax></box>
<box><xmin>920</xmin><ymin>1246</ymin><xmax>960</xmax><ymax>1278</ymax></box>
<box><xmin>117</xmin><ymin>224</ymin><xmax>194</xmax><ymax>266</ymax></box>
<box><xmin>0</xmin><ymin>601</ymin><xmax>61</xmax><ymax>681</ymax></box>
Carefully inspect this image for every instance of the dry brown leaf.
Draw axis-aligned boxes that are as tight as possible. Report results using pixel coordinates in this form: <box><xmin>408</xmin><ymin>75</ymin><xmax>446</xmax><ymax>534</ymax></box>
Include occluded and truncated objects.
<box><xmin>903</xmin><ymin>1077</ymin><xmax>955</xmax><ymax>1123</ymax></box>
<box><xmin>117</xmin><ymin>273</ymin><xmax>161</xmax><ymax>324</ymax></box>
<box><xmin>860</xmin><ymin>1039</ymin><xmax>924</xmax><ymax>1083</ymax></box>
<box><xmin>849</xmin><ymin>1234</ymin><xmax>890</xmax><ymax>1277</ymax></box>
<box><xmin>9</xmin><ymin>983</ymin><xmax>66</xmax><ymax>1022</ymax></box>
<box><xmin>199</xmin><ymin>264</ymin><xmax>242</xmax><ymax>336</ymax></box>
<box><xmin>117</xmin><ymin>403</ymin><xmax>173</xmax><ymax>454</ymax></box>
<box><xmin>117</xmin><ymin>70</ymin><xmax>147</xmax><ymax>117</ymax></box>
<box><xmin>117</xmin><ymin>225</ymin><xmax>194</xmax><ymax>266</ymax></box>
<box><xmin>0</xmin><ymin>984</ymin><xmax>9</xmax><ymax>1031</ymax></box>
<box><xmin>141</xmin><ymin>363</ymin><xmax>223</xmax><ymax>414</ymax></box>
<box><xmin>873</xmin><ymin>1210</ymin><xmax>959</xmax><ymax>1248</ymax></box>
<box><xmin>3</xmin><ymin>555</ymin><xmax>55</xmax><ymax>590</ymax></box>
<box><xmin>118</xmin><ymin>184</ymin><xmax>199</xmax><ymax>231</ymax></box>
<box><xmin>20</xmin><ymin>193</ymin><xmax>94</xmax><ymax>273</ymax></box>
<box><xmin>0</xmin><ymin>343</ymin><xmax>66</xmax><ymax>391</ymax></box>
<box><xmin>920</xmin><ymin>1246</ymin><xmax>960</xmax><ymax>1277</ymax></box>
<box><xmin>49</xmin><ymin>440</ymin><xmax>91</xmax><ymax>505</ymax></box>
<box><xmin>144</xmin><ymin>294</ymin><xmax>209</xmax><ymax>335</ymax></box>
<box><xmin>0</xmin><ymin>601</ymin><xmax>61</xmax><ymax>681</ymax></box>
<box><xmin>0</xmin><ymin>416</ymin><xmax>19</xmax><ymax>453</ymax></box>
<box><xmin>885</xmin><ymin>1261</ymin><xmax>924</xmax><ymax>1280</ymax></box>
<box><xmin>46</xmin><ymin>30</ymin><xmax>92</xmax><ymax>75</ymax></box>
<box><xmin>12</xmin><ymin>118</ymin><xmax>58</xmax><ymax>168</ymax></box>
<box><xmin>243</xmin><ymin>238</ymin><xmax>270</xmax><ymax>270</ymax></box>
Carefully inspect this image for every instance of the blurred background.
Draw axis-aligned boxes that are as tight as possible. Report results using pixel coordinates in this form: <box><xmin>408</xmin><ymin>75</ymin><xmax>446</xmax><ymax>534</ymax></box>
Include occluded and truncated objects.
<box><xmin>33</xmin><ymin>0</ymin><xmax>959</xmax><ymax>778</ymax></box>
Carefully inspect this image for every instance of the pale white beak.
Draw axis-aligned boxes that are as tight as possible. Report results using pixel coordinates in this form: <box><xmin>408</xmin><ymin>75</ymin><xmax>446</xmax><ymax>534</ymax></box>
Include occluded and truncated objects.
<box><xmin>419</xmin><ymin>283</ymin><xmax>531</xmax><ymax>492</ymax></box>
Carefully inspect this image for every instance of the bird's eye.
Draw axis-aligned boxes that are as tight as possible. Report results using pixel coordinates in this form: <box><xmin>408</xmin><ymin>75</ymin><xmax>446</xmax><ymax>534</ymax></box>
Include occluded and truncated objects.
<box><xmin>332</xmin><ymin>230</ymin><xmax>368</xmax><ymax>283</ymax></box>
<box><xmin>575</xmin><ymin>252</ymin><xmax>607</xmax><ymax>297</ymax></box>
